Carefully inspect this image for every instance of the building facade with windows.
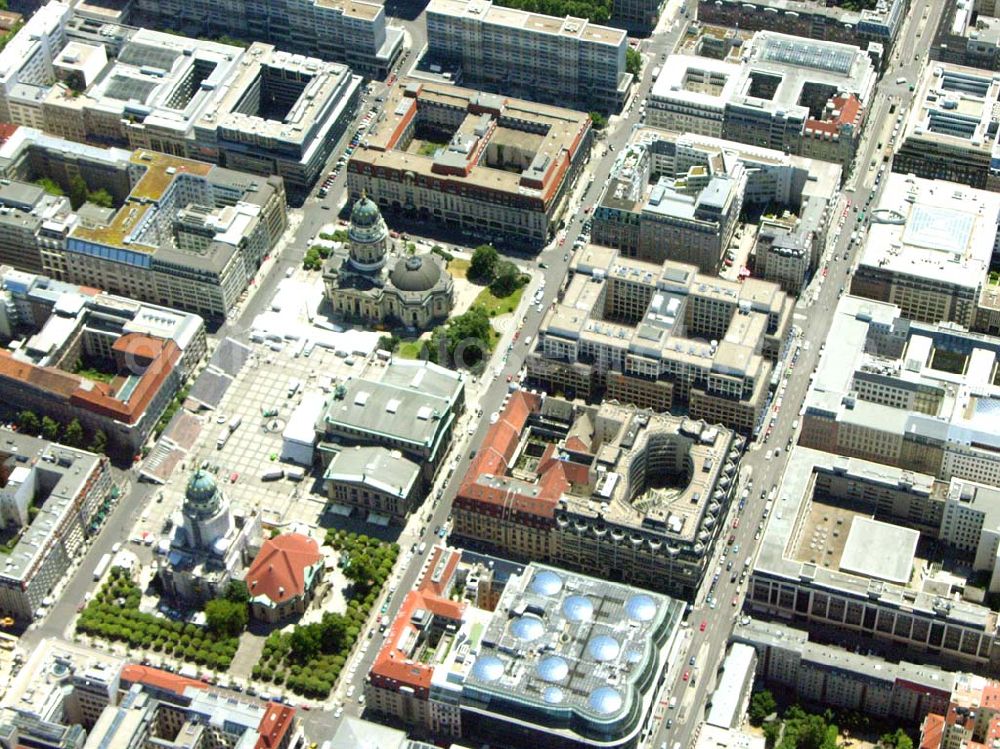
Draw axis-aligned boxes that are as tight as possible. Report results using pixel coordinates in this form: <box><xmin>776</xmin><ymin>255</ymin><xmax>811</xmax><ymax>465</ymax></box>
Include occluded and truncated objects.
<box><xmin>426</xmin><ymin>0</ymin><xmax>631</xmax><ymax>113</ymax></box>
<box><xmin>527</xmin><ymin>246</ymin><xmax>792</xmax><ymax>433</ymax></box>
<box><xmin>346</xmin><ymin>80</ymin><xmax>592</xmax><ymax>248</ymax></box>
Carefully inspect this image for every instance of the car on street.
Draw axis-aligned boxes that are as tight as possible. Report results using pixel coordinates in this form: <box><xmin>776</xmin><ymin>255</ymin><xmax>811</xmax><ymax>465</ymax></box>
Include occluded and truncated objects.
<box><xmin>229</xmin><ymin>472</ymin><xmax>239</xmax><ymax>483</ymax></box>
<box><xmin>682</xmin><ymin>670</ymin><xmax>690</xmax><ymax>681</ymax></box>
<box><xmin>699</xmin><ymin>620</ymin><xmax>707</xmax><ymax>631</ymax></box>
<box><xmin>732</xmin><ymin>595</ymin><xmax>739</xmax><ymax>607</ymax></box>
<box><xmin>689</xmin><ymin>656</ymin><xmax>696</xmax><ymax>666</ymax></box>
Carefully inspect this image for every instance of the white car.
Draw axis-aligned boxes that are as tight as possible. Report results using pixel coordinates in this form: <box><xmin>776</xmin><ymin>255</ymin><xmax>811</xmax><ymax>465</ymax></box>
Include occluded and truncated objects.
<box><xmin>347</xmin><ymin>685</ymin><xmax>355</xmax><ymax>698</ymax></box>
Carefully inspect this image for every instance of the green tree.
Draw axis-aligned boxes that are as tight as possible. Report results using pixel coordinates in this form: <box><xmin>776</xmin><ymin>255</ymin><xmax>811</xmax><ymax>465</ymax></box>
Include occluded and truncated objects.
<box><xmin>17</xmin><ymin>410</ymin><xmax>40</xmax><ymax>435</ymax></box>
<box><xmin>68</xmin><ymin>174</ymin><xmax>88</xmax><ymax>210</ymax></box>
<box><xmin>590</xmin><ymin>111</ymin><xmax>608</xmax><ymax>130</ymax></box>
<box><xmin>63</xmin><ymin>418</ymin><xmax>84</xmax><ymax>448</ymax></box>
<box><xmin>881</xmin><ymin>730</ymin><xmax>914</xmax><ymax>749</ymax></box>
<box><xmin>204</xmin><ymin>598</ymin><xmax>247</xmax><ymax>638</ymax></box>
<box><xmin>749</xmin><ymin>689</ymin><xmax>777</xmax><ymax>726</ymax></box>
<box><xmin>626</xmin><ymin>47</ymin><xmax>642</xmax><ymax>77</ymax></box>
<box><xmin>489</xmin><ymin>260</ymin><xmax>524</xmax><ymax>297</ymax></box>
<box><xmin>225</xmin><ymin>580</ymin><xmax>250</xmax><ymax>605</ymax></box>
<box><xmin>319</xmin><ymin>612</ymin><xmax>348</xmax><ymax>652</ymax></box>
<box><xmin>41</xmin><ymin>416</ymin><xmax>60</xmax><ymax>442</ymax></box>
<box><xmin>35</xmin><ymin>178</ymin><xmax>63</xmax><ymax>197</ymax></box>
<box><xmin>377</xmin><ymin>334</ymin><xmax>400</xmax><ymax>353</ymax></box>
<box><xmin>431</xmin><ymin>307</ymin><xmax>492</xmax><ymax>368</ymax></box>
<box><xmin>469</xmin><ymin>244</ymin><xmax>498</xmax><ymax>282</ymax></box>
<box><xmin>344</xmin><ymin>554</ymin><xmax>377</xmax><ymax>592</ymax></box>
<box><xmin>289</xmin><ymin>624</ymin><xmax>321</xmax><ymax>661</ymax></box>
<box><xmin>88</xmin><ymin>188</ymin><xmax>114</xmax><ymax>208</ymax></box>
<box><xmin>89</xmin><ymin>429</ymin><xmax>107</xmax><ymax>454</ymax></box>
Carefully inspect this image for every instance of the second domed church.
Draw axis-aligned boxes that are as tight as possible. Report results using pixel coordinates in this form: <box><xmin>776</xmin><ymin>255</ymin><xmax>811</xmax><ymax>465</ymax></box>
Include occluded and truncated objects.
<box><xmin>323</xmin><ymin>194</ymin><xmax>454</xmax><ymax>329</ymax></box>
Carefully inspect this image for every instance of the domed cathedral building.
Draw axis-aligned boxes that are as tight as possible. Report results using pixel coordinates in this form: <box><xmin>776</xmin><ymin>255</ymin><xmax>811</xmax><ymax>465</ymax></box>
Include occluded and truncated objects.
<box><xmin>158</xmin><ymin>469</ymin><xmax>261</xmax><ymax>605</ymax></box>
<box><xmin>323</xmin><ymin>194</ymin><xmax>454</xmax><ymax>329</ymax></box>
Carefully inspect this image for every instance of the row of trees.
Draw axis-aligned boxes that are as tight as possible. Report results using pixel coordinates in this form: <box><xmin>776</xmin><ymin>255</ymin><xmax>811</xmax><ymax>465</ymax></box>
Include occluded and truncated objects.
<box><xmin>750</xmin><ymin>691</ymin><xmax>914</xmax><ymax>749</ymax></box>
<box><xmin>16</xmin><ymin>410</ymin><xmax>107</xmax><ymax>454</ymax></box>
<box><xmin>76</xmin><ymin>569</ymin><xmax>240</xmax><ymax>670</ymax></box>
<box><xmin>493</xmin><ymin>0</ymin><xmax>613</xmax><ymax>23</ymax></box>
<box><xmin>252</xmin><ymin>532</ymin><xmax>400</xmax><ymax>697</ymax></box>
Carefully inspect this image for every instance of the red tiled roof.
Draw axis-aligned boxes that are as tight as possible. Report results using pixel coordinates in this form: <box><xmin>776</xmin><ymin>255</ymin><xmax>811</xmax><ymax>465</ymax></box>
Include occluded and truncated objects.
<box><xmin>457</xmin><ymin>390</ymin><xmax>574</xmax><ymax>519</ymax></box>
<box><xmin>370</xmin><ymin>547</ymin><xmax>466</xmax><ymax>693</ymax></box>
<box><xmin>120</xmin><ymin>664</ymin><xmax>207</xmax><ymax>695</ymax></box>
<box><xmin>255</xmin><ymin>702</ymin><xmax>296</xmax><ymax>749</ymax></box>
<box><xmin>920</xmin><ymin>714</ymin><xmax>944</xmax><ymax>749</ymax></box>
<box><xmin>981</xmin><ymin>682</ymin><xmax>1000</xmax><ymax>709</ymax></box>
<box><xmin>0</xmin><ymin>123</ymin><xmax>18</xmax><ymax>145</ymax></box>
<box><xmin>246</xmin><ymin>533</ymin><xmax>322</xmax><ymax>604</ymax></box>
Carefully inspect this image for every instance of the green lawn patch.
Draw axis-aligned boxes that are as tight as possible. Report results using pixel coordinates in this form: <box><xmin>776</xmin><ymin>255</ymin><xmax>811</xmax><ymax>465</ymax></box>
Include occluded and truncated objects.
<box><xmin>397</xmin><ymin>339</ymin><xmax>425</xmax><ymax>359</ymax></box>
<box><xmin>473</xmin><ymin>284</ymin><xmax>525</xmax><ymax>316</ymax></box>
<box><xmin>448</xmin><ymin>258</ymin><xmax>470</xmax><ymax>279</ymax></box>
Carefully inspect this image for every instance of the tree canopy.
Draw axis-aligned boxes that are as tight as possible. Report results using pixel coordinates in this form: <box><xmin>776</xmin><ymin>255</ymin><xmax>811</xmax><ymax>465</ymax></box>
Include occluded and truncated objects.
<box><xmin>204</xmin><ymin>598</ymin><xmax>247</xmax><ymax>638</ymax></box>
<box><xmin>470</xmin><ymin>244</ymin><xmax>499</xmax><ymax>282</ymax></box>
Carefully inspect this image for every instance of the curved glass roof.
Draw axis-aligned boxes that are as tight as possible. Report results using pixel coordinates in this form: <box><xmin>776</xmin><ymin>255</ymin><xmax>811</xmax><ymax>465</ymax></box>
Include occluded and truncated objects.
<box><xmin>470</xmin><ymin>655</ymin><xmax>504</xmax><ymax>682</ymax></box>
<box><xmin>511</xmin><ymin>615</ymin><xmax>545</xmax><ymax>642</ymax></box>
<box><xmin>536</xmin><ymin>655</ymin><xmax>569</xmax><ymax>682</ymax></box>
<box><xmin>588</xmin><ymin>634</ymin><xmax>621</xmax><ymax>662</ymax></box>
<box><xmin>562</xmin><ymin>594</ymin><xmax>594</xmax><ymax>622</ymax></box>
<box><xmin>588</xmin><ymin>686</ymin><xmax>623</xmax><ymax>715</ymax></box>
<box><xmin>625</xmin><ymin>594</ymin><xmax>657</xmax><ymax>622</ymax></box>
<box><xmin>529</xmin><ymin>569</ymin><xmax>564</xmax><ymax>596</ymax></box>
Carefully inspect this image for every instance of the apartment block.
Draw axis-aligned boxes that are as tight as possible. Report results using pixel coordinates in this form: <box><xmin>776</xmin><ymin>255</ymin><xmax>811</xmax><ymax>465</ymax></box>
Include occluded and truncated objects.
<box><xmin>0</xmin><ymin>182</ymin><xmax>71</xmax><ymax>274</ymax></box>
<box><xmin>850</xmin><ymin>174</ymin><xmax>999</xmax><ymax>328</ymax></box>
<box><xmin>527</xmin><ymin>246</ymin><xmax>792</xmax><ymax>433</ymax></box>
<box><xmin>800</xmin><ymin>295</ymin><xmax>1000</xmax><ymax>486</ymax></box>
<box><xmin>132</xmin><ymin>0</ymin><xmax>402</xmax><ymax>78</ymax></box>
<box><xmin>920</xmin><ymin>673</ymin><xmax>1000</xmax><ymax>749</ymax></box>
<box><xmin>0</xmin><ymin>128</ymin><xmax>287</xmax><ymax>322</ymax></box>
<box><xmin>0</xmin><ymin>435</ymin><xmax>113</xmax><ymax>621</ymax></box>
<box><xmin>894</xmin><ymin>63</ymin><xmax>1000</xmax><ymax>191</ymax></box>
<box><xmin>366</xmin><ymin>545</ymin><xmax>686</xmax><ymax>749</ymax></box>
<box><xmin>750</xmin><ymin>446</ymin><xmax>1000</xmax><ymax>670</ymax></box>
<box><xmin>697</xmin><ymin>0</ymin><xmax>905</xmax><ymax>55</ymax></box>
<box><xmin>649</xmin><ymin>33</ymin><xmax>876</xmax><ymax>167</ymax></box>
<box><xmin>346</xmin><ymin>80</ymin><xmax>592</xmax><ymax>247</ymax></box>
<box><xmin>451</xmin><ymin>391</ymin><xmax>742</xmax><ymax>597</ymax></box>
<box><xmin>425</xmin><ymin>0</ymin><xmax>631</xmax><ymax>112</ymax></box>
<box><xmin>734</xmin><ymin>618</ymin><xmax>956</xmax><ymax>723</ymax></box>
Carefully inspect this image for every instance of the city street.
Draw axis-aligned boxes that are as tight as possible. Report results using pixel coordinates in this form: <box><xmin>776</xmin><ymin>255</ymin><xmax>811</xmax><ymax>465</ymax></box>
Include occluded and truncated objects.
<box><xmin>9</xmin><ymin>0</ymin><xmax>946</xmax><ymax>739</ymax></box>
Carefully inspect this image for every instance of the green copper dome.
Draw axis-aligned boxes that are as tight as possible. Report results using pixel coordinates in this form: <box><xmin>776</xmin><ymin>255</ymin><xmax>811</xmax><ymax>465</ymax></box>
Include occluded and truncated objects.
<box><xmin>184</xmin><ymin>469</ymin><xmax>222</xmax><ymax>519</ymax></box>
<box><xmin>351</xmin><ymin>195</ymin><xmax>380</xmax><ymax>229</ymax></box>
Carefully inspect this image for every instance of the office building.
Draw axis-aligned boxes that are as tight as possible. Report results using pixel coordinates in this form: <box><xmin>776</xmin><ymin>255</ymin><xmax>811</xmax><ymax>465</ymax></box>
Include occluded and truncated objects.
<box><xmin>800</xmin><ymin>294</ymin><xmax>1000</xmax><ymax>486</ymax></box>
<box><xmin>426</xmin><ymin>0</ymin><xmax>631</xmax><ymax>112</ymax></box>
<box><xmin>0</xmin><ymin>1</ymin><xmax>71</xmax><ymax>128</ymax></box>
<box><xmin>366</xmin><ymin>545</ymin><xmax>686</xmax><ymax>749</ymax></box>
<box><xmin>115</xmin><ymin>665</ymin><xmax>298</xmax><ymax>749</ymax></box>
<box><xmin>697</xmin><ymin>0</ymin><xmax>905</xmax><ymax>54</ymax></box>
<box><xmin>2</xmin><ymin>639</ymin><xmax>122</xmax><ymax>728</ymax></box>
<box><xmin>614</xmin><ymin>0</ymin><xmax>667</xmax><ymax>33</ymax></box>
<box><xmin>594</xmin><ymin>133</ymin><xmax>746</xmax><ymax>271</ymax></box>
<box><xmin>894</xmin><ymin>63</ymin><xmax>1000</xmax><ymax>191</ymax></box>
<box><xmin>599</xmin><ymin>128</ymin><xmax>840</xmax><ymax>286</ymax></box>
<box><xmin>527</xmin><ymin>246</ymin><xmax>792</xmax><ymax>433</ymax></box>
<box><xmin>850</xmin><ymin>174</ymin><xmax>999</xmax><ymax>328</ymax></box>
<box><xmin>694</xmin><ymin>726</ymin><xmax>765</xmax><ymax>749</ymax></box>
<box><xmin>452</xmin><ymin>391</ymin><xmax>743</xmax><ymax>597</ymax></box>
<box><xmin>750</xmin><ymin>445</ymin><xmax>1000</xmax><ymax>670</ymax></box>
<box><xmin>734</xmin><ymin>618</ymin><xmax>956</xmax><ymax>723</ymax></box>
<box><xmin>706</xmin><ymin>644</ymin><xmax>757</xmax><ymax>730</ymax></box>
<box><xmin>133</xmin><ymin>0</ymin><xmax>403</xmax><ymax>78</ymax></box>
<box><xmin>0</xmin><ymin>266</ymin><xmax>205</xmax><ymax>456</ymax></box>
<box><xmin>0</xmin><ymin>11</ymin><xmax>361</xmax><ymax>196</ymax></box>
<box><xmin>323</xmin><ymin>445</ymin><xmax>421</xmax><ymax>523</ymax></box>
<box><xmin>323</xmin><ymin>195</ymin><xmax>454</xmax><ymax>329</ymax></box>
<box><xmin>0</xmin><ymin>431</ymin><xmax>112</xmax><ymax>623</ymax></box>
<box><xmin>931</xmin><ymin>0</ymin><xmax>1000</xmax><ymax>72</ymax></box>
<box><xmin>346</xmin><ymin>80</ymin><xmax>592</xmax><ymax>247</ymax></box>
<box><xmin>649</xmin><ymin>33</ymin><xmax>876</xmax><ymax>167</ymax></box>
<box><xmin>317</xmin><ymin>358</ymin><xmax>465</xmax><ymax>482</ymax></box>
<box><xmin>0</xmin><ymin>183</ymin><xmax>71</xmax><ymax>274</ymax></box>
